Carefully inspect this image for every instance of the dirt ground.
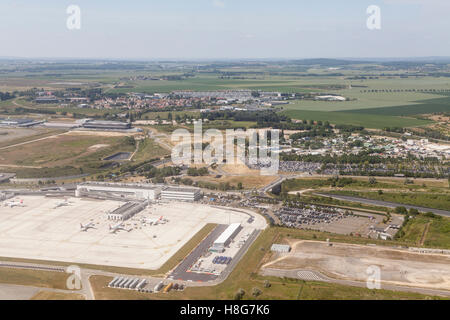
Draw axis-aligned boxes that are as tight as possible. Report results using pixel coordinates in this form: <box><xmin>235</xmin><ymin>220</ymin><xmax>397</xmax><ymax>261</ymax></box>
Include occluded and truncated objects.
<box><xmin>263</xmin><ymin>240</ymin><xmax>450</xmax><ymax>291</ymax></box>
<box><xmin>68</xmin><ymin>130</ymin><xmax>141</xmax><ymax>137</ymax></box>
<box><xmin>0</xmin><ymin>128</ymin><xmax>50</xmax><ymax>144</ymax></box>
<box><xmin>191</xmin><ymin>174</ymin><xmax>277</xmax><ymax>189</ymax></box>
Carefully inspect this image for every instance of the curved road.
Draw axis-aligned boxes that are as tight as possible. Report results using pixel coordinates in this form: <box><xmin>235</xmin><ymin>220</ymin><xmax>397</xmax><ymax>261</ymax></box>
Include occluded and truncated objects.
<box><xmin>317</xmin><ymin>193</ymin><xmax>450</xmax><ymax>217</ymax></box>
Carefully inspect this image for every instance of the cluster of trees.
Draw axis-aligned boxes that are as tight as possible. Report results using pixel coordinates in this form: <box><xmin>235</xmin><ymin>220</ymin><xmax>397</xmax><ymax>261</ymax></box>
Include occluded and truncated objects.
<box><xmin>413</xmin><ymin>127</ymin><xmax>450</xmax><ymax>141</ymax></box>
<box><xmin>187</xmin><ymin>167</ymin><xmax>209</xmax><ymax>176</ymax></box>
<box><xmin>384</xmin><ymin>127</ymin><xmax>405</xmax><ymax>133</ymax></box>
<box><xmin>282</xmin><ymin>150</ymin><xmax>387</xmax><ymax>165</ymax></box>
<box><xmin>0</xmin><ymin>92</ymin><xmax>14</xmax><ymax>101</ymax></box>
<box><xmin>334</xmin><ymin>124</ymin><xmax>365</xmax><ymax>133</ymax></box>
<box><xmin>203</xmin><ymin>110</ymin><xmax>287</xmax><ymax>123</ymax></box>
<box><xmin>174</xmin><ymin>177</ymin><xmax>243</xmax><ymax>191</ymax></box>
<box><xmin>12</xmin><ymin>107</ymin><xmax>56</xmax><ymax>115</ymax></box>
<box><xmin>144</xmin><ymin>166</ymin><xmax>181</xmax><ymax>182</ymax></box>
<box><xmin>290</xmin><ymin>127</ymin><xmax>334</xmax><ymax>140</ymax></box>
<box><xmin>327</xmin><ymin>177</ymin><xmax>356</xmax><ymax>187</ymax></box>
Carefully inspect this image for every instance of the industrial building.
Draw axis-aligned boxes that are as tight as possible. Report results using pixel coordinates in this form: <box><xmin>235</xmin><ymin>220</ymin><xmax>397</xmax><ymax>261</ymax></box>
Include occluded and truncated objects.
<box><xmin>0</xmin><ymin>173</ymin><xmax>15</xmax><ymax>184</ymax></box>
<box><xmin>35</xmin><ymin>96</ymin><xmax>60</xmax><ymax>104</ymax></box>
<box><xmin>270</xmin><ymin>244</ymin><xmax>291</xmax><ymax>253</ymax></box>
<box><xmin>210</xmin><ymin>223</ymin><xmax>242</xmax><ymax>253</ymax></box>
<box><xmin>81</xmin><ymin>120</ymin><xmax>131</xmax><ymax>130</ymax></box>
<box><xmin>0</xmin><ymin>118</ymin><xmax>43</xmax><ymax>127</ymax></box>
<box><xmin>76</xmin><ymin>182</ymin><xmax>161</xmax><ymax>201</ymax></box>
<box><xmin>161</xmin><ymin>187</ymin><xmax>202</xmax><ymax>202</ymax></box>
<box><xmin>107</xmin><ymin>201</ymin><xmax>148</xmax><ymax>221</ymax></box>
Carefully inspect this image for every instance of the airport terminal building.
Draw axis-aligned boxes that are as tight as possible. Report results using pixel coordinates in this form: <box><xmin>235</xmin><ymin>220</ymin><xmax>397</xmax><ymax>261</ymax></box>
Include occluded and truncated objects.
<box><xmin>76</xmin><ymin>182</ymin><xmax>161</xmax><ymax>201</ymax></box>
<box><xmin>76</xmin><ymin>182</ymin><xmax>202</xmax><ymax>202</ymax></box>
<box><xmin>161</xmin><ymin>187</ymin><xmax>202</xmax><ymax>202</ymax></box>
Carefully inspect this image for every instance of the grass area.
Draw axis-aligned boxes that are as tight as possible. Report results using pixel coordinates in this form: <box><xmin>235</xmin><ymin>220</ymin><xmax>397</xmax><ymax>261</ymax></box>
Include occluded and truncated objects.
<box><xmin>281</xmin><ymin>177</ymin><xmax>410</xmax><ymax>191</ymax></box>
<box><xmin>0</xmin><ymin>268</ymin><xmax>70</xmax><ymax>290</ymax></box>
<box><xmin>285</xmin><ymin>92</ymin><xmax>445</xmax><ymax>112</ymax></box>
<box><xmin>90</xmin><ymin>226</ymin><xmax>444</xmax><ymax>300</ymax></box>
<box><xmin>191</xmin><ymin>175</ymin><xmax>277</xmax><ymax>190</ymax></box>
<box><xmin>329</xmin><ymin>190</ymin><xmax>450</xmax><ymax>211</ymax></box>
<box><xmin>349</xmin><ymin>94</ymin><xmax>450</xmax><ymax>116</ymax></box>
<box><xmin>0</xmin><ymin>128</ymin><xmax>65</xmax><ymax>149</ymax></box>
<box><xmin>132</xmin><ymin>138</ymin><xmax>170</xmax><ymax>163</ymax></box>
<box><xmin>30</xmin><ymin>291</ymin><xmax>85</xmax><ymax>300</ymax></box>
<box><xmin>0</xmin><ymin>133</ymin><xmax>138</xmax><ymax>178</ymax></box>
<box><xmin>398</xmin><ymin>214</ymin><xmax>450</xmax><ymax>249</ymax></box>
<box><xmin>281</xmin><ymin>109</ymin><xmax>431</xmax><ymax>129</ymax></box>
<box><xmin>109</xmin><ymin>77</ymin><xmax>316</xmax><ymax>94</ymax></box>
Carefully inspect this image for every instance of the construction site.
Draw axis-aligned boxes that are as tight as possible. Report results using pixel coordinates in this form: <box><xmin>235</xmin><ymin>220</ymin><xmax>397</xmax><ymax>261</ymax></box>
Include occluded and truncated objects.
<box><xmin>0</xmin><ymin>194</ymin><xmax>266</xmax><ymax>272</ymax></box>
<box><xmin>261</xmin><ymin>240</ymin><xmax>450</xmax><ymax>292</ymax></box>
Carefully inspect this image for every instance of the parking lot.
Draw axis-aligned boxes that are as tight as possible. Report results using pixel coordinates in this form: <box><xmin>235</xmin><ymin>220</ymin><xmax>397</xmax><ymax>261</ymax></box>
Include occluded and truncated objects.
<box><xmin>275</xmin><ymin>204</ymin><xmax>388</xmax><ymax>237</ymax></box>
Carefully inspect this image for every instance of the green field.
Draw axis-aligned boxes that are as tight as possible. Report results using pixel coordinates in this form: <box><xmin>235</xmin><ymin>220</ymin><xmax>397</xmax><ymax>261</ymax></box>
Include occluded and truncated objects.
<box><xmin>397</xmin><ymin>214</ymin><xmax>450</xmax><ymax>248</ymax></box>
<box><xmin>281</xmin><ymin>109</ymin><xmax>430</xmax><ymax>129</ymax></box>
<box><xmin>0</xmin><ymin>133</ymin><xmax>139</xmax><ymax>178</ymax></box>
<box><xmin>330</xmin><ymin>190</ymin><xmax>450</xmax><ymax>211</ymax></box>
<box><xmin>349</xmin><ymin>94</ymin><xmax>450</xmax><ymax>116</ymax></box>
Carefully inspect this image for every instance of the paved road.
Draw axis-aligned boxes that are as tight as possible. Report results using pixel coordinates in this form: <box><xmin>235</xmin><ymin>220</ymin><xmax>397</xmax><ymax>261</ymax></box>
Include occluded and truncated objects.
<box><xmin>0</xmin><ymin>284</ymin><xmax>40</xmax><ymax>300</ymax></box>
<box><xmin>261</xmin><ymin>268</ymin><xmax>450</xmax><ymax>298</ymax></box>
<box><xmin>318</xmin><ymin>193</ymin><xmax>450</xmax><ymax>217</ymax></box>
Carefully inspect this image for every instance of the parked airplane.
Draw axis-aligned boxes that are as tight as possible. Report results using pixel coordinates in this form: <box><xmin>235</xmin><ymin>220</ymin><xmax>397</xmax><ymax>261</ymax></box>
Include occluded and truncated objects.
<box><xmin>3</xmin><ymin>200</ymin><xmax>25</xmax><ymax>208</ymax></box>
<box><xmin>80</xmin><ymin>222</ymin><xmax>96</xmax><ymax>232</ymax></box>
<box><xmin>109</xmin><ymin>222</ymin><xmax>132</xmax><ymax>234</ymax></box>
<box><xmin>53</xmin><ymin>199</ymin><xmax>72</xmax><ymax>209</ymax></box>
<box><xmin>141</xmin><ymin>216</ymin><xmax>165</xmax><ymax>225</ymax></box>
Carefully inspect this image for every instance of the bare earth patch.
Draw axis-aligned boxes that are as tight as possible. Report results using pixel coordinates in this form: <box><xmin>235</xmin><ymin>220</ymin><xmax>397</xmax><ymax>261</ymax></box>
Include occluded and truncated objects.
<box><xmin>262</xmin><ymin>240</ymin><xmax>450</xmax><ymax>291</ymax></box>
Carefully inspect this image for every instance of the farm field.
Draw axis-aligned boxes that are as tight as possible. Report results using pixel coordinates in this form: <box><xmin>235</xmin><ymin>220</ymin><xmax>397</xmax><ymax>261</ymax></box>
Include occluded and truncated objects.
<box><xmin>278</xmin><ymin>77</ymin><xmax>450</xmax><ymax>128</ymax></box>
<box><xmin>284</xmin><ymin>92</ymin><xmax>445</xmax><ymax>112</ymax></box>
<box><xmin>349</xmin><ymin>94</ymin><xmax>450</xmax><ymax>116</ymax></box>
<box><xmin>281</xmin><ymin>109</ymin><xmax>430</xmax><ymax>129</ymax></box>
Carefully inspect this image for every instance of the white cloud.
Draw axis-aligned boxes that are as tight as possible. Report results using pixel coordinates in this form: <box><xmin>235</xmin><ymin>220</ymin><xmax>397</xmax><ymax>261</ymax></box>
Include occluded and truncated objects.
<box><xmin>212</xmin><ymin>0</ymin><xmax>225</xmax><ymax>8</ymax></box>
<box><xmin>383</xmin><ymin>0</ymin><xmax>450</xmax><ymax>6</ymax></box>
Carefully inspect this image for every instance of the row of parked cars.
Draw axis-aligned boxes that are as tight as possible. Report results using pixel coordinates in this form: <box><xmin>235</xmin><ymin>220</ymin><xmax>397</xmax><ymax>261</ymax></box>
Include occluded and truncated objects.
<box><xmin>213</xmin><ymin>256</ymin><xmax>232</xmax><ymax>265</ymax></box>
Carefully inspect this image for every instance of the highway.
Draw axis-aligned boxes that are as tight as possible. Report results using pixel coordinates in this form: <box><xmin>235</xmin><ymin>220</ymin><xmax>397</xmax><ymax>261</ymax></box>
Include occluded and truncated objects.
<box><xmin>318</xmin><ymin>193</ymin><xmax>450</xmax><ymax>217</ymax></box>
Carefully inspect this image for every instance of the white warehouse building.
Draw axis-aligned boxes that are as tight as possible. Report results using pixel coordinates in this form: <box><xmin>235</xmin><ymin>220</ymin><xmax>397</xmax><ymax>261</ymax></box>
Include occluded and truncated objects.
<box><xmin>76</xmin><ymin>182</ymin><xmax>161</xmax><ymax>201</ymax></box>
<box><xmin>161</xmin><ymin>187</ymin><xmax>202</xmax><ymax>202</ymax></box>
<box><xmin>210</xmin><ymin>223</ymin><xmax>242</xmax><ymax>253</ymax></box>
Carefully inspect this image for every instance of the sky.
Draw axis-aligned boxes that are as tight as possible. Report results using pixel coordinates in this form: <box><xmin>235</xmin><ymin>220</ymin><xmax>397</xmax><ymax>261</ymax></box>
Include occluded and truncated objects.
<box><xmin>0</xmin><ymin>0</ymin><xmax>449</xmax><ymax>59</ymax></box>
